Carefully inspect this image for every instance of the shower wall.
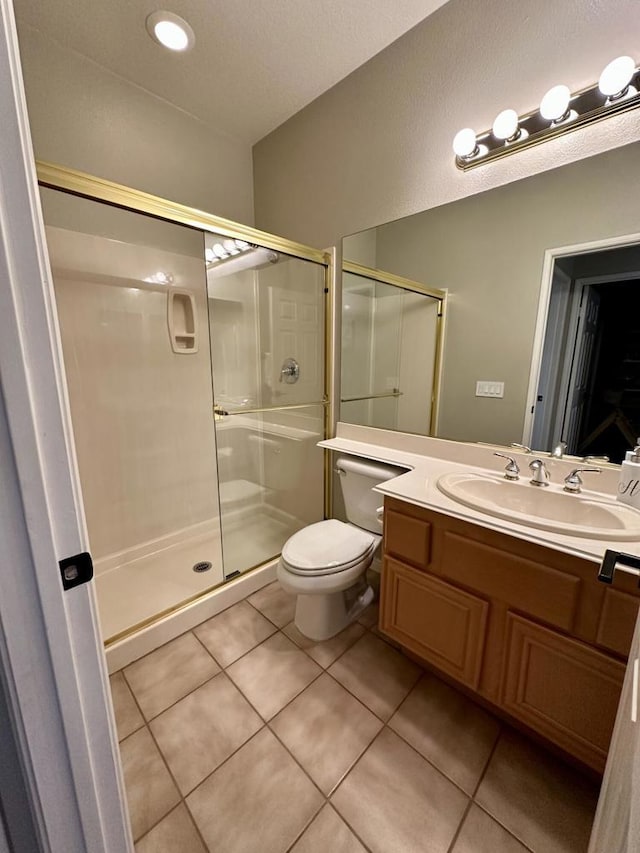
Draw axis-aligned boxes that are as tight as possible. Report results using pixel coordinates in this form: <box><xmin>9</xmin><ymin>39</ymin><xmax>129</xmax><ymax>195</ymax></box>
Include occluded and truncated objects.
<box><xmin>49</xmin><ymin>225</ymin><xmax>220</xmax><ymax>567</ymax></box>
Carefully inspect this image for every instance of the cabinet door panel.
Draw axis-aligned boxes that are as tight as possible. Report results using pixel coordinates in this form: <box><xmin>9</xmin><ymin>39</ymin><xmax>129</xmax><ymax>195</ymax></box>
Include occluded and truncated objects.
<box><xmin>384</xmin><ymin>509</ymin><xmax>431</xmax><ymax>570</ymax></box>
<box><xmin>502</xmin><ymin>614</ymin><xmax>625</xmax><ymax>772</ymax></box>
<box><xmin>381</xmin><ymin>558</ymin><xmax>488</xmax><ymax>689</ymax></box>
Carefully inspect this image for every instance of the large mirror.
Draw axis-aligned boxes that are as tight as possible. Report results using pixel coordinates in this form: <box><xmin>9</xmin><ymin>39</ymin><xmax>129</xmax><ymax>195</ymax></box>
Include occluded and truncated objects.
<box><xmin>342</xmin><ymin>141</ymin><xmax>640</xmax><ymax>463</ymax></box>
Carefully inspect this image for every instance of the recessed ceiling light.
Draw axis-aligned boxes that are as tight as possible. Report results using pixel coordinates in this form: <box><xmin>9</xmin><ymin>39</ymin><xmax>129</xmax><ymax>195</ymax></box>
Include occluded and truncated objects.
<box><xmin>146</xmin><ymin>11</ymin><xmax>195</xmax><ymax>52</ymax></box>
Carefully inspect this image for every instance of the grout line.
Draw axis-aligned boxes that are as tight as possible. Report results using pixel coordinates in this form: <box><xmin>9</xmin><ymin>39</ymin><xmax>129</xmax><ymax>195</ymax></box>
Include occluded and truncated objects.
<box><xmin>446</xmin><ymin>798</ymin><xmax>474</xmax><ymax>853</ymax></box>
<box><xmin>471</xmin><ymin>723</ymin><xmax>503</xmax><ymax>799</ymax></box>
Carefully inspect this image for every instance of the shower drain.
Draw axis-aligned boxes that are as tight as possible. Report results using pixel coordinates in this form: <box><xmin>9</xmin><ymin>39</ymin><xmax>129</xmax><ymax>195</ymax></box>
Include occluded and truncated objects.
<box><xmin>192</xmin><ymin>561</ymin><xmax>212</xmax><ymax>573</ymax></box>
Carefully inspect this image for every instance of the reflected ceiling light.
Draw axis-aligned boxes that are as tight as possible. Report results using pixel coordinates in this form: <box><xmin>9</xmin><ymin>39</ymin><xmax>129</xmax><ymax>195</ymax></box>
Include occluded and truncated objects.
<box><xmin>207</xmin><ymin>247</ymin><xmax>279</xmax><ymax>281</ymax></box>
<box><xmin>143</xmin><ymin>271</ymin><xmax>173</xmax><ymax>285</ymax></box>
<box><xmin>452</xmin><ymin>128</ymin><xmax>479</xmax><ymax>159</ymax></box>
<box><xmin>454</xmin><ymin>54</ymin><xmax>639</xmax><ymax>171</ymax></box>
<box><xmin>540</xmin><ymin>84</ymin><xmax>572</xmax><ymax>122</ymax></box>
<box><xmin>146</xmin><ymin>11</ymin><xmax>195</xmax><ymax>52</ymax></box>
<box><xmin>492</xmin><ymin>109</ymin><xmax>520</xmax><ymax>141</ymax></box>
<box><xmin>599</xmin><ymin>55</ymin><xmax>636</xmax><ymax>99</ymax></box>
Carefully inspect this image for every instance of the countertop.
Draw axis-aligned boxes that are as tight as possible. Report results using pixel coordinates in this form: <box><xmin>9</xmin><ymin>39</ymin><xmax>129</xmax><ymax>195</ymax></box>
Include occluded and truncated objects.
<box><xmin>319</xmin><ymin>430</ymin><xmax>640</xmax><ymax>574</ymax></box>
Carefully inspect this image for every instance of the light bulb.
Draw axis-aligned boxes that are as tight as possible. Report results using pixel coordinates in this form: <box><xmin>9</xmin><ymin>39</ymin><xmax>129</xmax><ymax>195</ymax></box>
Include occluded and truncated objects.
<box><xmin>492</xmin><ymin>109</ymin><xmax>519</xmax><ymax>141</ymax></box>
<box><xmin>213</xmin><ymin>243</ymin><xmax>226</xmax><ymax>258</ymax></box>
<box><xmin>223</xmin><ymin>239</ymin><xmax>239</xmax><ymax>254</ymax></box>
<box><xmin>599</xmin><ymin>55</ymin><xmax>636</xmax><ymax>98</ymax></box>
<box><xmin>452</xmin><ymin>128</ymin><xmax>478</xmax><ymax>158</ymax></box>
<box><xmin>540</xmin><ymin>84</ymin><xmax>571</xmax><ymax>122</ymax></box>
<box><xmin>146</xmin><ymin>11</ymin><xmax>195</xmax><ymax>52</ymax></box>
<box><xmin>204</xmin><ymin>248</ymin><xmax>215</xmax><ymax>263</ymax></box>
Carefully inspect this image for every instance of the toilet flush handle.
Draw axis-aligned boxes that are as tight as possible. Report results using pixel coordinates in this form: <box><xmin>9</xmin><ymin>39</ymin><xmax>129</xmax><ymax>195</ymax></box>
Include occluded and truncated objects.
<box><xmin>376</xmin><ymin>506</ymin><xmax>384</xmax><ymax>528</ymax></box>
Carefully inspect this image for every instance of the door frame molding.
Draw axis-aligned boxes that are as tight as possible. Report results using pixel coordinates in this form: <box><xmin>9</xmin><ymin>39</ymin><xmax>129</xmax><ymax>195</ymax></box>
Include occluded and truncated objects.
<box><xmin>523</xmin><ymin>232</ymin><xmax>640</xmax><ymax>447</ymax></box>
<box><xmin>0</xmin><ymin>1</ymin><xmax>131</xmax><ymax>849</ymax></box>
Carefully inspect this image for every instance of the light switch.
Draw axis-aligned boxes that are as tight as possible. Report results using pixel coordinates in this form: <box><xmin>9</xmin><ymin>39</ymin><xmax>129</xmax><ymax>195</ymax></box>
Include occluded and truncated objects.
<box><xmin>476</xmin><ymin>381</ymin><xmax>504</xmax><ymax>398</ymax></box>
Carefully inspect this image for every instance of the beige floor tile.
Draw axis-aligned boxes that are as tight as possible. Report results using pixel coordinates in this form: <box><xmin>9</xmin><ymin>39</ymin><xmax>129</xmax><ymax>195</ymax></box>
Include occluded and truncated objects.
<box><xmin>291</xmin><ymin>805</ymin><xmax>367</xmax><ymax>853</ymax></box>
<box><xmin>124</xmin><ymin>632</ymin><xmax>220</xmax><ymax>720</ymax></box>
<box><xmin>150</xmin><ymin>672</ymin><xmax>263</xmax><ymax>794</ymax></box>
<box><xmin>282</xmin><ymin>620</ymin><xmax>365</xmax><ymax>668</ymax></box>
<box><xmin>452</xmin><ymin>804</ymin><xmax>529</xmax><ymax>853</ymax></box>
<box><xmin>389</xmin><ymin>674</ymin><xmax>500</xmax><ymax>793</ymax></box>
<box><xmin>332</xmin><ymin>728</ymin><xmax>468</xmax><ymax>853</ymax></box>
<box><xmin>119</xmin><ymin>728</ymin><xmax>180</xmax><ymax>841</ymax></box>
<box><xmin>226</xmin><ymin>632</ymin><xmax>321</xmax><ymax>720</ymax></box>
<box><xmin>271</xmin><ymin>673</ymin><xmax>382</xmax><ymax>794</ymax></box>
<box><xmin>109</xmin><ymin>671</ymin><xmax>144</xmax><ymax>741</ymax></box>
<box><xmin>328</xmin><ymin>632</ymin><xmax>421</xmax><ymax>721</ymax></box>
<box><xmin>193</xmin><ymin>600</ymin><xmax>276</xmax><ymax>667</ymax></box>
<box><xmin>357</xmin><ymin>602</ymin><xmax>379</xmax><ymax>628</ymax></box>
<box><xmin>187</xmin><ymin>728</ymin><xmax>323</xmax><ymax>853</ymax></box>
<box><xmin>135</xmin><ymin>804</ymin><xmax>206</xmax><ymax>853</ymax></box>
<box><xmin>247</xmin><ymin>580</ymin><xmax>296</xmax><ymax>627</ymax></box>
<box><xmin>475</xmin><ymin>730</ymin><xmax>599</xmax><ymax>853</ymax></box>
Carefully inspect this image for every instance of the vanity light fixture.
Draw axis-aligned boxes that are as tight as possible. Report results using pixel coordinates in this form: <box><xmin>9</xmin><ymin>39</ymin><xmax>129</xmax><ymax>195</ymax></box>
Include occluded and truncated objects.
<box><xmin>453</xmin><ymin>54</ymin><xmax>640</xmax><ymax>170</ymax></box>
<box><xmin>146</xmin><ymin>11</ymin><xmax>195</xmax><ymax>52</ymax></box>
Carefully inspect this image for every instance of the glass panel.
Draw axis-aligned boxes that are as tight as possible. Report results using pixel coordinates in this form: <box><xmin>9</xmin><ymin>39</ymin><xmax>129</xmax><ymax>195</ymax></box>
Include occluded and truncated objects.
<box><xmin>214</xmin><ymin>406</ymin><xmax>325</xmax><ymax>578</ymax></box>
<box><xmin>40</xmin><ymin>188</ymin><xmax>224</xmax><ymax>641</ymax></box>
<box><xmin>206</xmin><ymin>241</ymin><xmax>326</xmax><ymax>413</ymax></box>
<box><xmin>341</xmin><ymin>271</ymin><xmax>440</xmax><ymax>433</ymax></box>
<box><xmin>205</xmin><ymin>234</ymin><xmax>326</xmax><ymax>577</ymax></box>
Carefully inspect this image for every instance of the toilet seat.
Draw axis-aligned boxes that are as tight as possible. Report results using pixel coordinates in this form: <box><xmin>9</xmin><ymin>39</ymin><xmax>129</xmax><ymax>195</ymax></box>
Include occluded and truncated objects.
<box><xmin>281</xmin><ymin>519</ymin><xmax>378</xmax><ymax>576</ymax></box>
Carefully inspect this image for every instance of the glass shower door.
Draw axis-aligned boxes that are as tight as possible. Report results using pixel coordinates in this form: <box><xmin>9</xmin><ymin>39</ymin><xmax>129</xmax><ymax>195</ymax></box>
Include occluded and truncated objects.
<box><xmin>206</xmin><ymin>236</ymin><xmax>327</xmax><ymax>578</ymax></box>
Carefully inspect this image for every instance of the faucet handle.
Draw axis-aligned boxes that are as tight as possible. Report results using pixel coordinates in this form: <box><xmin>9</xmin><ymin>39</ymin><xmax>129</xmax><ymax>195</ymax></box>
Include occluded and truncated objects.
<box><xmin>510</xmin><ymin>442</ymin><xmax>532</xmax><ymax>454</ymax></box>
<box><xmin>563</xmin><ymin>467</ymin><xmax>601</xmax><ymax>494</ymax></box>
<box><xmin>494</xmin><ymin>452</ymin><xmax>520</xmax><ymax>481</ymax></box>
<box><xmin>528</xmin><ymin>458</ymin><xmax>550</xmax><ymax>486</ymax></box>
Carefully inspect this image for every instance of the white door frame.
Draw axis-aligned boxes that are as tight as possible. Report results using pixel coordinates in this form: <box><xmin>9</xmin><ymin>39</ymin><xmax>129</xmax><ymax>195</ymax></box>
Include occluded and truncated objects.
<box><xmin>523</xmin><ymin>232</ymin><xmax>640</xmax><ymax>447</ymax></box>
<box><xmin>0</xmin><ymin>2</ymin><xmax>131</xmax><ymax>850</ymax></box>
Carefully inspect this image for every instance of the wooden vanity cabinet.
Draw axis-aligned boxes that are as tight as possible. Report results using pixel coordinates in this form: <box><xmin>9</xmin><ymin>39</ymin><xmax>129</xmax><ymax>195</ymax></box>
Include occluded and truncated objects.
<box><xmin>380</xmin><ymin>496</ymin><xmax>639</xmax><ymax>773</ymax></box>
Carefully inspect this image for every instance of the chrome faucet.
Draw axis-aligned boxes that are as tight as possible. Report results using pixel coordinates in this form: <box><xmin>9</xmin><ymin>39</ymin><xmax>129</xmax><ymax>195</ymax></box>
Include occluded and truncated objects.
<box><xmin>549</xmin><ymin>441</ymin><xmax>568</xmax><ymax>459</ymax></box>
<box><xmin>563</xmin><ymin>467</ymin><xmax>601</xmax><ymax>493</ymax></box>
<box><xmin>510</xmin><ymin>442</ymin><xmax>532</xmax><ymax>454</ymax></box>
<box><xmin>494</xmin><ymin>452</ymin><xmax>520</xmax><ymax>481</ymax></box>
<box><xmin>529</xmin><ymin>458</ymin><xmax>550</xmax><ymax>487</ymax></box>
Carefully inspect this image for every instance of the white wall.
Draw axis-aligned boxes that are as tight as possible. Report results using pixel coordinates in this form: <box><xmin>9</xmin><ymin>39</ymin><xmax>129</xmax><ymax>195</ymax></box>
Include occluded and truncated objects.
<box><xmin>17</xmin><ymin>26</ymin><xmax>255</xmax><ymax>224</ymax></box>
<box><xmin>253</xmin><ymin>0</ymin><xmax>640</xmax><ymax>248</ymax></box>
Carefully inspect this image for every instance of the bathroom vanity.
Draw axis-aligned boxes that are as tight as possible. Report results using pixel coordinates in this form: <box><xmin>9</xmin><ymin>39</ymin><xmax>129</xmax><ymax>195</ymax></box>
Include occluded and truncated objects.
<box><xmin>320</xmin><ymin>426</ymin><xmax>640</xmax><ymax>775</ymax></box>
<box><xmin>381</xmin><ymin>498</ymin><xmax>639</xmax><ymax>774</ymax></box>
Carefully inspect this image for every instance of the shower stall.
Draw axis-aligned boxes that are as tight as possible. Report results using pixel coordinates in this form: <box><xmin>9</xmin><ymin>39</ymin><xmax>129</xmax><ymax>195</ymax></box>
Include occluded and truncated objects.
<box><xmin>38</xmin><ymin>168</ymin><xmax>329</xmax><ymax>648</ymax></box>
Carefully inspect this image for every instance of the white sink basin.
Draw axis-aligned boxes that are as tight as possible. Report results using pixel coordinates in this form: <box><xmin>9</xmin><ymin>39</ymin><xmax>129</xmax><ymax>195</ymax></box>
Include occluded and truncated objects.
<box><xmin>437</xmin><ymin>472</ymin><xmax>640</xmax><ymax>540</ymax></box>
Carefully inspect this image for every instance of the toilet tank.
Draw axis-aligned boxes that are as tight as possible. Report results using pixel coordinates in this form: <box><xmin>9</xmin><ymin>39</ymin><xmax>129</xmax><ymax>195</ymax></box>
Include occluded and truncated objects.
<box><xmin>336</xmin><ymin>455</ymin><xmax>407</xmax><ymax>533</ymax></box>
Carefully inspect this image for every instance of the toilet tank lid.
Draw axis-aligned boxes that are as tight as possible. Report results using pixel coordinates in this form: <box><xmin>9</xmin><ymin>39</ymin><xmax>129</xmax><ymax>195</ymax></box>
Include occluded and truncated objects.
<box><xmin>282</xmin><ymin>519</ymin><xmax>375</xmax><ymax>570</ymax></box>
<box><xmin>335</xmin><ymin>455</ymin><xmax>406</xmax><ymax>482</ymax></box>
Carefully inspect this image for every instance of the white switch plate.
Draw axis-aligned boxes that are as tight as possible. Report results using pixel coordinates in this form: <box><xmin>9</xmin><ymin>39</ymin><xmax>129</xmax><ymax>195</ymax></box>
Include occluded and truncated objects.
<box><xmin>476</xmin><ymin>380</ymin><xmax>504</xmax><ymax>398</ymax></box>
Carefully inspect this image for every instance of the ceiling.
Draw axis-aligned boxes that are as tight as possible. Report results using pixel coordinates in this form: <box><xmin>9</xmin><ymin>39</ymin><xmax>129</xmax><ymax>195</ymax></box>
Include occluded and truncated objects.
<box><xmin>14</xmin><ymin>0</ymin><xmax>449</xmax><ymax>144</ymax></box>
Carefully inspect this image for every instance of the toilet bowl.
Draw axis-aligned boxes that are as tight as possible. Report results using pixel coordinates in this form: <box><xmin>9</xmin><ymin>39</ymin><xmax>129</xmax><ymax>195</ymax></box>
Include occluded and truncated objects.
<box><xmin>277</xmin><ymin>455</ymin><xmax>405</xmax><ymax>641</ymax></box>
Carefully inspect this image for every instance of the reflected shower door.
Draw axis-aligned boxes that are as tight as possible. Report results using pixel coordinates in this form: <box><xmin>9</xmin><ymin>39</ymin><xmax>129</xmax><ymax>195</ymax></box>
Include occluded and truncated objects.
<box><xmin>40</xmin><ymin>188</ymin><xmax>225</xmax><ymax>642</ymax></box>
<box><xmin>206</xmin><ymin>238</ymin><xmax>326</xmax><ymax>578</ymax></box>
<box><xmin>341</xmin><ymin>269</ymin><xmax>442</xmax><ymax>434</ymax></box>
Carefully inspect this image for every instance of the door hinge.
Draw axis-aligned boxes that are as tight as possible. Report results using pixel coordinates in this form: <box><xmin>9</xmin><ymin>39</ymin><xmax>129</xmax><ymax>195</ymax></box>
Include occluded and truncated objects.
<box><xmin>59</xmin><ymin>551</ymin><xmax>94</xmax><ymax>591</ymax></box>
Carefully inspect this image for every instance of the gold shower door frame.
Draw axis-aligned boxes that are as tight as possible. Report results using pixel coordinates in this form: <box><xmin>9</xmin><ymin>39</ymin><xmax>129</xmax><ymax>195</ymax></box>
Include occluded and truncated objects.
<box><xmin>37</xmin><ymin>161</ymin><xmax>334</xmax><ymax>644</ymax></box>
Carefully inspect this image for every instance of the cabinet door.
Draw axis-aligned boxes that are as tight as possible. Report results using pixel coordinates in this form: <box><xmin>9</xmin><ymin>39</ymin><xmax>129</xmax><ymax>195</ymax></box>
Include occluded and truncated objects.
<box><xmin>381</xmin><ymin>558</ymin><xmax>488</xmax><ymax>689</ymax></box>
<box><xmin>502</xmin><ymin>614</ymin><xmax>625</xmax><ymax>772</ymax></box>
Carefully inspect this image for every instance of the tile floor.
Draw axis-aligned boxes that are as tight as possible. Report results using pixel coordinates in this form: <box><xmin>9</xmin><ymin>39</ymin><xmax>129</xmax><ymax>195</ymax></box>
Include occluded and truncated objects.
<box><xmin>110</xmin><ymin>581</ymin><xmax>601</xmax><ymax>853</ymax></box>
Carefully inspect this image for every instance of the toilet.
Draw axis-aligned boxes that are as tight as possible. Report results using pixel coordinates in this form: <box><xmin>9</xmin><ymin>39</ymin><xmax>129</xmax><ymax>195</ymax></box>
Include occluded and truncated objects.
<box><xmin>277</xmin><ymin>455</ymin><xmax>405</xmax><ymax>641</ymax></box>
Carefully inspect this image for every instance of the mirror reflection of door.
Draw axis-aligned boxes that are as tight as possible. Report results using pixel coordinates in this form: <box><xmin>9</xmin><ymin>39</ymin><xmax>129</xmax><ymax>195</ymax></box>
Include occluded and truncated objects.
<box><xmin>532</xmin><ymin>242</ymin><xmax>640</xmax><ymax>463</ymax></box>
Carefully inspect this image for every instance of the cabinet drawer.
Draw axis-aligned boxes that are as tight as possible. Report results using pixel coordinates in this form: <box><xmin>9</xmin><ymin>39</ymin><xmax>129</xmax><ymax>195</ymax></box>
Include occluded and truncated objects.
<box><xmin>502</xmin><ymin>614</ymin><xmax>625</xmax><ymax>772</ymax></box>
<box><xmin>384</xmin><ymin>509</ymin><xmax>432</xmax><ymax>569</ymax></box>
<box><xmin>596</xmin><ymin>587</ymin><xmax>640</xmax><ymax>658</ymax></box>
<box><xmin>381</xmin><ymin>557</ymin><xmax>488</xmax><ymax>689</ymax></box>
<box><xmin>438</xmin><ymin>531</ymin><xmax>580</xmax><ymax>632</ymax></box>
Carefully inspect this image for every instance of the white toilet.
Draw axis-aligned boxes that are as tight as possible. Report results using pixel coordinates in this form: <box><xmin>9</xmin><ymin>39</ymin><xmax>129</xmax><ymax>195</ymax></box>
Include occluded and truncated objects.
<box><xmin>277</xmin><ymin>455</ymin><xmax>404</xmax><ymax>641</ymax></box>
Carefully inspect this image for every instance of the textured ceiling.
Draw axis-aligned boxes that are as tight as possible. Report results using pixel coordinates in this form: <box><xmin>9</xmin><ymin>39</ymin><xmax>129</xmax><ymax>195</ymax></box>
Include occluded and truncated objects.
<box><xmin>14</xmin><ymin>0</ymin><xmax>450</xmax><ymax>143</ymax></box>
